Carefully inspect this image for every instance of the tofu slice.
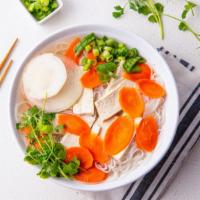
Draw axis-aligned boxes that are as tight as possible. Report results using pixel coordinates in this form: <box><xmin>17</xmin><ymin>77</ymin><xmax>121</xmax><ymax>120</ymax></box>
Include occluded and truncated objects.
<box><xmin>95</xmin><ymin>80</ymin><xmax>136</xmax><ymax>121</ymax></box>
<box><xmin>91</xmin><ymin>120</ymin><xmax>101</xmax><ymax>135</ymax></box>
<box><xmin>73</xmin><ymin>88</ymin><xmax>94</xmax><ymax>115</ymax></box>
<box><xmin>105</xmin><ymin>64</ymin><xmax>124</xmax><ymax>95</ymax></box>
<box><xmin>81</xmin><ymin>114</ymin><xmax>96</xmax><ymax>127</ymax></box>
<box><xmin>60</xmin><ymin>133</ymin><xmax>80</xmax><ymax>148</ymax></box>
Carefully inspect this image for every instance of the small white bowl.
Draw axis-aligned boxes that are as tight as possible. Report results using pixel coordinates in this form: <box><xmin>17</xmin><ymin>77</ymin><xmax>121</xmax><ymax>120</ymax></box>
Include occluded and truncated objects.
<box><xmin>9</xmin><ymin>24</ymin><xmax>179</xmax><ymax>191</ymax></box>
<box><xmin>20</xmin><ymin>0</ymin><xmax>63</xmax><ymax>24</ymax></box>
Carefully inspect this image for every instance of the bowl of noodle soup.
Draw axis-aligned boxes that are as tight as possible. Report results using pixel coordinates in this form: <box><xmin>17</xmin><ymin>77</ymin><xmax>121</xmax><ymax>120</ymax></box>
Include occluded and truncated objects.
<box><xmin>10</xmin><ymin>25</ymin><xmax>179</xmax><ymax>191</ymax></box>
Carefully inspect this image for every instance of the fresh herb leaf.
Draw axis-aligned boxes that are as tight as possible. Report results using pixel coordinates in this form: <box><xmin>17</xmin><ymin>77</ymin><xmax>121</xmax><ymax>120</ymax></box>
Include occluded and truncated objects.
<box><xmin>179</xmin><ymin>21</ymin><xmax>188</xmax><ymax>31</ymax></box>
<box><xmin>181</xmin><ymin>1</ymin><xmax>197</xmax><ymax>19</ymax></box>
<box><xmin>148</xmin><ymin>15</ymin><xmax>157</xmax><ymax>23</ymax></box>
<box><xmin>128</xmin><ymin>0</ymin><xmax>164</xmax><ymax>39</ymax></box>
<box><xmin>97</xmin><ymin>62</ymin><xmax>118</xmax><ymax>83</ymax></box>
<box><xmin>112</xmin><ymin>5</ymin><xmax>124</xmax><ymax>18</ymax></box>
<box><xmin>17</xmin><ymin>105</ymin><xmax>80</xmax><ymax>179</ymax></box>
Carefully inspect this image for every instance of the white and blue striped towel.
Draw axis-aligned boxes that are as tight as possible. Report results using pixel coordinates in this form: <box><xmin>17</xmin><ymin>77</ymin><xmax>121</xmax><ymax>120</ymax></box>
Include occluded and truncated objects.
<box><xmin>84</xmin><ymin>47</ymin><xmax>200</xmax><ymax>200</ymax></box>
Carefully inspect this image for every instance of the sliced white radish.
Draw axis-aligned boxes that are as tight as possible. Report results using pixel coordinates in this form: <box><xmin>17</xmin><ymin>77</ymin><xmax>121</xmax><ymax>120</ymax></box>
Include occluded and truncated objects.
<box><xmin>26</xmin><ymin>62</ymin><xmax>83</xmax><ymax>112</ymax></box>
<box><xmin>60</xmin><ymin>133</ymin><xmax>80</xmax><ymax>148</ymax></box>
<box><xmin>23</xmin><ymin>53</ymin><xmax>67</xmax><ymax>100</ymax></box>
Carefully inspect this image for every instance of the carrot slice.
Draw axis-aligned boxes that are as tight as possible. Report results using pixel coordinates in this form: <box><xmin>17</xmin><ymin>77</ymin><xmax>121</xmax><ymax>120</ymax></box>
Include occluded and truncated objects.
<box><xmin>80</xmin><ymin>134</ymin><xmax>110</xmax><ymax>164</ymax></box>
<box><xmin>65</xmin><ymin>147</ymin><xmax>93</xmax><ymax>169</ymax></box>
<box><xmin>135</xmin><ymin>116</ymin><xmax>158</xmax><ymax>152</ymax></box>
<box><xmin>137</xmin><ymin>79</ymin><xmax>166</xmax><ymax>98</ymax></box>
<box><xmin>123</xmin><ymin>63</ymin><xmax>151</xmax><ymax>81</ymax></box>
<box><xmin>80</xmin><ymin>68</ymin><xmax>102</xmax><ymax>89</ymax></box>
<box><xmin>74</xmin><ymin>166</ymin><xmax>108</xmax><ymax>183</ymax></box>
<box><xmin>65</xmin><ymin>37</ymin><xmax>81</xmax><ymax>64</ymax></box>
<box><xmin>104</xmin><ymin>116</ymin><xmax>134</xmax><ymax>155</ymax></box>
<box><xmin>86</xmin><ymin>51</ymin><xmax>96</xmax><ymax>61</ymax></box>
<box><xmin>57</xmin><ymin>114</ymin><xmax>90</xmax><ymax>136</ymax></box>
<box><xmin>119</xmin><ymin>87</ymin><xmax>144</xmax><ymax>118</ymax></box>
<box><xmin>19</xmin><ymin>127</ymin><xmax>31</xmax><ymax>135</ymax></box>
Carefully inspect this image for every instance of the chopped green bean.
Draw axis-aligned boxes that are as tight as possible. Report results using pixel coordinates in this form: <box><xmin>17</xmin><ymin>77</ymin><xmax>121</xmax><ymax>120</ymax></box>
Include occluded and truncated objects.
<box><xmin>75</xmin><ymin>33</ymin><xmax>96</xmax><ymax>55</ymax></box>
<box><xmin>123</xmin><ymin>57</ymin><xmax>145</xmax><ymax>73</ymax></box>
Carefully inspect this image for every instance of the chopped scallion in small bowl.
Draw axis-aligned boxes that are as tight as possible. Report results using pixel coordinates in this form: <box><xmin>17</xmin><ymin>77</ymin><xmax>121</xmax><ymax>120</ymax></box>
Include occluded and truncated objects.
<box><xmin>21</xmin><ymin>0</ymin><xmax>63</xmax><ymax>24</ymax></box>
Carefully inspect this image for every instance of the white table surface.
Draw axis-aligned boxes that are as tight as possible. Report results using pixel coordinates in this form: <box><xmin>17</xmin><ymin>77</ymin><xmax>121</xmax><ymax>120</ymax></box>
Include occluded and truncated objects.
<box><xmin>0</xmin><ymin>0</ymin><xmax>200</xmax><ymax>199</ymax></box>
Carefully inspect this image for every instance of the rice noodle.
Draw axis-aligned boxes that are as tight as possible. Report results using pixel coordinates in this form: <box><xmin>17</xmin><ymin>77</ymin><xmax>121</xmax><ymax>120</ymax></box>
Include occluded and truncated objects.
<box><xmin>53</xmin><ymin>42</ymin><xmax>68</xmax><ymax>55</ymax></box>
<box><xmin>15</xmin><ymin>101</ymin><xmax>31</xmax><ymax>122</ymax></box>
<box><xmin>95</xmin><ymin>141</ymin><xmax>146</xmax><ymax>177</ymax></box>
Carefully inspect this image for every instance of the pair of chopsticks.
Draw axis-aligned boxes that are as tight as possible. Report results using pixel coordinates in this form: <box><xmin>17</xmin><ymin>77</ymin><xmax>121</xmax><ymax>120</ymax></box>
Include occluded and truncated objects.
<box><xmin>0</xmin><ymin>38</ymin><xmax>18</xmax><ymax>86</ymax></box>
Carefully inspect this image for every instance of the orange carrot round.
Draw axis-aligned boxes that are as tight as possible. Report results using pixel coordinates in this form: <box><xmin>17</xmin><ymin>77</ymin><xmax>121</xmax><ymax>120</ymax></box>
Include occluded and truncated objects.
<box><xmin>80</xmin><ymin>134</ymin><xmax>110</xmax><ymax>164</ymax></box>
<box><xmin>86</xmin><ymin>51</ymin><xmax>96</xmax><ymax>61</ymax></box>
<box><xmin>65</xmin><ymin>37</ymin><xmax>81</xmax><ymax>64</ymax></box>
<box><xmin>80</xmin><ymin>68</ymin><xmax>102</xmax><ymax>89</ymax></box>
<box><xmin>65</xmin><ymin>147</ymin><xmax>93</xmax><ymax>169</ymax></box>
<box><xmin>19</xmin><ymin>127</ymin><xmax>31</xmax><ymax>135</ymax></box>
<box><xmin>137</xmin><ymin>79</ymin><xmax>166</xmax><ymax>98</ymax></box>
<box><xmin>135</xmin><ymin>116</ymin><xmax>158</xmax><ymax>152</ymax></box>
<box><xmin>104</xmin><ymin>116</ymin><xmax>134</xmax><ymax>155</ymax></box>
<box><xmin>74</xmin><ymin>166</ymin><xmax>107</xmax><ymax>183</ymax></box>
<box><xmin>57</xmin><ymin>114</ymin><xmax>90</xmax><ymax>136</ymax></box>
<box><xmin>119</xmin><ymin>87</ymin><xmax>144</xmax><ymax>118</ymax></box>
<box><xmin>123</xmin><ymin>63</ymin><xmax>151</xmax><ymax>81</ymax></box>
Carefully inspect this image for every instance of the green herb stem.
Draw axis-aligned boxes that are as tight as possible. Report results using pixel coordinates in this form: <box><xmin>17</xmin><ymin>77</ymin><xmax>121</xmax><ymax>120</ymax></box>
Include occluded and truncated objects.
<box><xmin>164</xmin><ymin>13</ymin><xmax>200</xmax><ymax>42</ymax></box>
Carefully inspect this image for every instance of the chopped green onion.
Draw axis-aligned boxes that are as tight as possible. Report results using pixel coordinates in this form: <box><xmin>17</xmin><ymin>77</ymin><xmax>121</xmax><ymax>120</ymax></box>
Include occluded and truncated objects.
<box><xmin>104</xmin><ymin>46</ymin><xmax>113</xmax><ymax>52</ymax></box>
<box><xmin>85</xmin><ymin>45</ymin><xmax>92</xmax><ymax>52</ymax></box>
<box><xmin>128</xmin><ymin>48</ymin><xmax>139</xmax><ymax>58</ymax></box>
<box><xmin>96</xmin><ymin>39</ymin><xmax>105</xmax><ymax>47</ymax></box>
<box><xmin>105</xmin><ymin>38</ymin><xmax>118</xmax><ymax>47</ymax></box>
<box><xmin>21</xmin><ymin>0</ymin><xmax>58</xmax><ymax>21</ymax></box>
<box><xmin>93</xmin><ymin>48</ymin><xmax>99</xmax><ymax>56</ymax></box>
<box><xmin>118</xmin><ymin>43</ymin><xmax>125</xmax><ymax>48</ymax></box>
<box><xmin>105</xmin><ymin>54</ymin><xmax>113</xmax><ymax>62</ymax></box>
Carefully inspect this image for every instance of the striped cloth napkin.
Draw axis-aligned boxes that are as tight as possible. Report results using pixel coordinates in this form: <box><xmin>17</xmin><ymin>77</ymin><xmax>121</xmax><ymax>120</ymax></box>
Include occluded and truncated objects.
<box><xmin>84</xmin><ymin>47</ymin><xmax>200</xmax><ymax>200</ymax></box>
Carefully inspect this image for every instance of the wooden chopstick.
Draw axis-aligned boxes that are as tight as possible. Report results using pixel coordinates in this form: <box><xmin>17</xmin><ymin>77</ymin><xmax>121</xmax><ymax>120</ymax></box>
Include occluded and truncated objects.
<box><xmin>0</xmin><ymin>38</ymin><xmax>18</xmax><ymax>71</ymax></box>
<box><xmin>0</xmin><ymin>60</ymin><xmax>13</xmax><ymax>86</ymax></box>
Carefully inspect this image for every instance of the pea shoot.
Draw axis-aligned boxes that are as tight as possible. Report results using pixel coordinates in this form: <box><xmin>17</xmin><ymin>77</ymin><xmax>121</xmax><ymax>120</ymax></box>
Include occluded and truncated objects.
<box><xmin>16</xmin><ymin>105</ymin><xmax>80</xmax><ymax>179</ymax></box>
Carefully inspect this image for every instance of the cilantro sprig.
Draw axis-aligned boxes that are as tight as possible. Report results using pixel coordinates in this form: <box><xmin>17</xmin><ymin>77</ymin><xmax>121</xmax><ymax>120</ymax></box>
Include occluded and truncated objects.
<box><xmin>164</xmin><ymin>1</ymin><xmax>199</xmax><ymax>43</ymax></box>
<box><xmin>113</xmin><ymin>0</ymin><xmax>164</xmax><ymax>39</ymax></box>
<box><xmin>112</xmin><ymin>5</ymin><xmax>125</xmax><ymax>18</ymax></box>
<box><xmin>16</xmin><ymin>106</ymin><xmax>80</xmax><ymax>179</ymax></box>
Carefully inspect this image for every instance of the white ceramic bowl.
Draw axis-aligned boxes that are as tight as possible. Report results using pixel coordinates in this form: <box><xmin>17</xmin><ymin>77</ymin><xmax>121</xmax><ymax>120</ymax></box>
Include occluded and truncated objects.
<box><xmin>9</xmin><ymin>24</ymin><xmax>179</xmax><ymax>191</ymax></box>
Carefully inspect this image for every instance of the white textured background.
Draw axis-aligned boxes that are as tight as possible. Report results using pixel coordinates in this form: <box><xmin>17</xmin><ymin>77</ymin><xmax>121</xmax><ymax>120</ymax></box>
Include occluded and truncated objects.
<box><xmin>0</xmin><ymin>0</ymin><xmax>200</xmax><ymax>199</ymax></box>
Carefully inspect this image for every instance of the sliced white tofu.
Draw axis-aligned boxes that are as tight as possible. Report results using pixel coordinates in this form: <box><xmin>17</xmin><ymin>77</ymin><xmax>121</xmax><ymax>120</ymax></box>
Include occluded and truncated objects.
<box><xmin>23</xmin><ymin>53</ymin><xmax>67</xmax><ymax>100</ymax></box>
<box><xmin>81</xmin><ymin>114</ymin><xmax>96</xmax><ymax>127</ymax></box>
<box><xmin>95</xmin><ymin>80</ymin><xmax>136</xmax><ymax>121</ymax></box>
<box><xmin>73</xmin><ymin>88</ymin><xmax>94</xmax><ymax>115</ymax></box>
<box><xmin>105</xmin><ymin>64</ymin><xmax>124</xmax><ymax>95</ymax></box>
<box><xmin>60</xmin><ymin>133</ymin><xmax>80</xmax><ymax>148</ymax></box>
<box><xmin>26</xmin><ymin>62</ymin><xmax>83</xmax><ymax>112</ymax></box>
<box><xmin>91</xmin><ymin>122</ymin><xmax>101</xmax><ymax>135</ymax></box>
